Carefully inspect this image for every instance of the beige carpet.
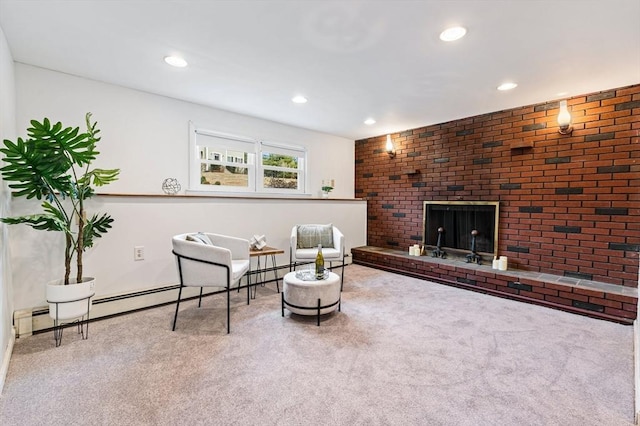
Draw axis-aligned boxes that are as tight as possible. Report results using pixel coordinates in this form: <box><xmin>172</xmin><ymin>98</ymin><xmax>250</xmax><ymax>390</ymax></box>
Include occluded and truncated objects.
<box><xmin>0</xmin><ymin>265</ymin><xmax>634</xmax><ymax>425</ymax></box>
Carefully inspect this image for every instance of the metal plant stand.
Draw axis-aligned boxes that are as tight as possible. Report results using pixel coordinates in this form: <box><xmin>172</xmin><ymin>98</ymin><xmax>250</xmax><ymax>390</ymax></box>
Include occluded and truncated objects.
<box><xmin>48</xmin><ymin>293</ymin><xmax>94</xmax><ymax>347</ymax></box>
<box><xmin>465</xmin><ymin>229</ymin><xmax>482</xmax><ymax>265</ymax></box>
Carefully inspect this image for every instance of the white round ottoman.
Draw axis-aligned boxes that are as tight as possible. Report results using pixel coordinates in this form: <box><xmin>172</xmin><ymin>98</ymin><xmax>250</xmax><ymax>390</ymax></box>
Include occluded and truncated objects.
<box><xmin>282</xmin><ymin>271</ymin><xmax>341</xmax><ymax>326</ymax></box>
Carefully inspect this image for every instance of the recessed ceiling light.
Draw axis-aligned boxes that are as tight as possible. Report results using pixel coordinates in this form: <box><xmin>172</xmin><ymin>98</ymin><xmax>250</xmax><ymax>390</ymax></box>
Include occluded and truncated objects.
<box><xmin>364</xmin><ymin>118</ymin><xmax>376</xmax><ymax>125</ymax></box>
<box><xmin>164</xmin><ymin>56</ymin><xmax>188</xmax><ymax>68</ymax></box>
<box><xmin>439</xmin><ymin>26</ymin><xmax>467</xmax><ymax>42</ymax></box>
<box><xmin>292</xmin><ymin>95</ymin><xmax>308</xmax><ymax>104</ymax></box>
<box><xmin>497</xmin><ymin>82</ymin><xmax>518</xmax><ymax>91</ymax></box>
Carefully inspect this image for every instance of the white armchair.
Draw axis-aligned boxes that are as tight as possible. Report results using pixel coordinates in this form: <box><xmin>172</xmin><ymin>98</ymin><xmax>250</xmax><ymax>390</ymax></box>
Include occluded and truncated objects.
<box><xmin>172</xmin><ymin>232</ymin><xmax>251</xmax><ymax>333</ymax></box>
<box><xmin>290</xmin><ymin>224</ymin><xmax>346</xmax><ymax>289</ymax></box>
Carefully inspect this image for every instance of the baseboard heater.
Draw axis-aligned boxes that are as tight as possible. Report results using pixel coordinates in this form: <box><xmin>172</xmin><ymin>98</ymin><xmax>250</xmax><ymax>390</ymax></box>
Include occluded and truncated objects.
<box><xmin>14</xmin><ymin>261</ymin><xmax>350</xmax><ymax>338</ymax></box>
<box><xmin>13</xmin><ymin>270</ymin><xmax>287</xmax><ymax>338</ymax></box>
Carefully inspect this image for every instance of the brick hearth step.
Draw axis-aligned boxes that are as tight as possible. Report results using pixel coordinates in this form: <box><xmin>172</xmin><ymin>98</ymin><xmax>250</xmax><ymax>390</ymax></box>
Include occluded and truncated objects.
<box><xmin>352</xmin><ymin>246</ymin><xmax>637</xmax><ymax>324</ymax></box>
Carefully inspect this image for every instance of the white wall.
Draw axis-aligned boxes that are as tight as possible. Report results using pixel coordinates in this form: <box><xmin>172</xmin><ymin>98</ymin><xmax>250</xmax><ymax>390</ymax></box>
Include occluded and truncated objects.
<box><xmin>10</xmin><ymin>196</ymin><xmax>366</xmax><ymax>310</ymax></box>
<box><xmin>9</xmin><ymin>64</ymin><xmax>366</xmax><ymax>311</ymax></box>
<box><xmin>0</xmin><ymin>24</ymin><xmax>16</xmax><ymax>392</ymax></box>
<box><xmin>15</xmin><ymin>64</ymin><xmax>354</xmax><ymax>198</ymax></box>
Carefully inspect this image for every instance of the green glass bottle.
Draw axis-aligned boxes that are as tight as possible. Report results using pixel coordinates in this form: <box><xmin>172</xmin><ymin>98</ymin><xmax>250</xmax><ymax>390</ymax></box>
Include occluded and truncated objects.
<box><xmin>315</xmin><ymin>243</ymin><xmax>325</xmax><ymax>280</ymax></box>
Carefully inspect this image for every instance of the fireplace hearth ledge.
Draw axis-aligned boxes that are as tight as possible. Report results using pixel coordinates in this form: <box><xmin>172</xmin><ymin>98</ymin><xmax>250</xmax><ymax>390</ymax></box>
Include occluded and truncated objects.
<box><xmin>351</xmin><ymin>246</ymin><xmax>637</xmax><ymax>324</ymax></box>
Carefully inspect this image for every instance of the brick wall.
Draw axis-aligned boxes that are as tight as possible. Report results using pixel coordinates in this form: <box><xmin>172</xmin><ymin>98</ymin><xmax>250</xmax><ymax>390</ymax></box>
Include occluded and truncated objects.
<box><xmin>355</xmin><ymin>85</ymin><xmax>640</xmax><ymax>287</ymax></box>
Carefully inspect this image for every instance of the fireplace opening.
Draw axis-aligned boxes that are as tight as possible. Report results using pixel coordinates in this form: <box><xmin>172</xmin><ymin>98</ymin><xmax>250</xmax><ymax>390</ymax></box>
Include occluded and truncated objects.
<box><xmin>422</xmin><ymin>201</ymin><xmax>499</xmax><ymax>258</ymax></box>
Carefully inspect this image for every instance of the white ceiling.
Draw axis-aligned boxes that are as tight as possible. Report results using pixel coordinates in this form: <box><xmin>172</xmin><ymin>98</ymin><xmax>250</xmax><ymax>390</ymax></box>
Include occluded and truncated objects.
<box><xmin>1</xmin><ymin>0</ymin><xmax>639</xmax><ymax>140</ymax></box>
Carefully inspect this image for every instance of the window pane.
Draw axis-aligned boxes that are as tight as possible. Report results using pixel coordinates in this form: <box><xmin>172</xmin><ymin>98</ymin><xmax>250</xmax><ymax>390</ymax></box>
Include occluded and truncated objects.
<box><xmin>200</xmin><ymin>164</ymin><xmax>249</xmax><ymax>187</ymax></box>
<box><xmin>262</xmin><ymin>152</ymin><xmax>299</xmax><ymax>168</ymax></box>
<box><xmin>263</xmin><ymin>169</ymin><xmax>298</xmax><ymax>189</ymax></box>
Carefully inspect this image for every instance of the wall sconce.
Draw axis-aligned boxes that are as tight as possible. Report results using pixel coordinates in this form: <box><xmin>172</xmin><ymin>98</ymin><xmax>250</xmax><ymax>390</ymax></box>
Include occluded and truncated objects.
<box><xmin>557</xmin><ymin>100</ymin><xmax>573</xmax><ymax>135</ymax></box>
<box><xmin>386</xmin><ymin>135</ymin><xmax>396</xmax><ymax>158</ymax></box>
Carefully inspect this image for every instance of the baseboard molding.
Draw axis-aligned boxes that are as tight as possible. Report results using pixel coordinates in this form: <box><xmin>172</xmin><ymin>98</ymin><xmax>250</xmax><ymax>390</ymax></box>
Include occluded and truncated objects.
<box><xmin>0</xmin><ymin>327</ymin><xmax>16</xmax><ymax>394</ymax></box>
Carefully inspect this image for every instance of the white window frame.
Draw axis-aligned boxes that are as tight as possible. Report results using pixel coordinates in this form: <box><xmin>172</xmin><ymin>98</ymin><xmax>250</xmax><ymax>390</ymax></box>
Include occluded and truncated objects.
<box><xmin>258</xmin><ymin>141</ymin><xmax>307</xmax><ymax>195</ymax></box>
<box><xmin>189</xmin><ymin>122</ymin><xmax>308</xmax><ymax>196</ymax></box>
<box><xmin>189</xmin><ymin>122</ymin><xmax>257</xmax><ymax>193</ymax></box>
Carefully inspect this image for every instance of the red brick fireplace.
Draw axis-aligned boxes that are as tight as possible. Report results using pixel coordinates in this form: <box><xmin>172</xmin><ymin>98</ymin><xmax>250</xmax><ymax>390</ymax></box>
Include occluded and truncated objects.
<box><xmin>353</xmin><ymin>84</ymin><xmax>639</xmax><ymax>321</ymax></box>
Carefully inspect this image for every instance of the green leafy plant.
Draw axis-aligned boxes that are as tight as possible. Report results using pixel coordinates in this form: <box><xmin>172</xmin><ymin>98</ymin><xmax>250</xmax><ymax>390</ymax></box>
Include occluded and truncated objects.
<box><xmin>321</xmin><ymin>185</ymin><xmax>333</xmax><ymax>193</ymax></box>
<box><xmin>0</xmin><ymin>113</ymin><xmax>120</xmax><ymax>285</ymax></box>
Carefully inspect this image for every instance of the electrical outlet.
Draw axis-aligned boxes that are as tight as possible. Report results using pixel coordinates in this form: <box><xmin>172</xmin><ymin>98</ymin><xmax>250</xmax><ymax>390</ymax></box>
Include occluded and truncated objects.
<box><xmin>134</xmin><ymin>246</ymin><xmax>144</xmax><ymax>261</ymax></box>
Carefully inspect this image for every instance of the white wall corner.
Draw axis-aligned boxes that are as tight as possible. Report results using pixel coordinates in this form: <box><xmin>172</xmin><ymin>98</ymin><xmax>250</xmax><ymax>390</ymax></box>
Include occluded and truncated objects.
<box><xmin>0</xmin><ymin>326</ymin><xmax>16</xmax><ymax>395</ymax></box>
<box><xmin>634</xmin><ymin>319</ymin><xmax>639</xmax><ymax>425</ymax></box>
<box><xmin>636</xmin><ymin>259</ymin><xmax>640</xmax><ymax>425</ymax></box>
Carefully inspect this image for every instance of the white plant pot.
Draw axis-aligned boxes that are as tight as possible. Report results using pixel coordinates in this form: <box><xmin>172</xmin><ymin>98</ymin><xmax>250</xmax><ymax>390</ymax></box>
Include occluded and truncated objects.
<box><xmin>46</xmin><ymin>277</ymin><xmax>95</xmax><ymax>321</ymax></box>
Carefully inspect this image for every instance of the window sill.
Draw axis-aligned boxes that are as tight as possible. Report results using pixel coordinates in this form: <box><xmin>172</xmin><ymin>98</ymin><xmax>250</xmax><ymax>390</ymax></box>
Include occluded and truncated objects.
<box><xmin>96</xmin><ymin>192</ymin><xmax>363</xmax><ymax>201</ymax></box>
<box><xmin>185</xmin><ymin>190</ymin><xmax>312</xmax><ymax>198</ymax></box>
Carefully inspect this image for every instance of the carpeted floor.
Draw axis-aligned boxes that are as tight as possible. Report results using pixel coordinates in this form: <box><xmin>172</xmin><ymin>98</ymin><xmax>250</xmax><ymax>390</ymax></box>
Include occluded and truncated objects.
<box><xmin>0</xmin><ymin>265</ymin><xmax>635</xmax><ymax>425</ymax></box>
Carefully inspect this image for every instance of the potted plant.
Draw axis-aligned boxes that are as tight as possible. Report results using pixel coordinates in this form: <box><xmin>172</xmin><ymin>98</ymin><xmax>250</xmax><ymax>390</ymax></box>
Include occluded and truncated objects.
<box><xmin>0</xmin><ymin>112</ymin><xmax>119</xmax><ymax>345</ymax></box>
<box><xmin>321</xmin><ymin>179</ymin><xmax>334</xmax><ymax>198</ymax></box>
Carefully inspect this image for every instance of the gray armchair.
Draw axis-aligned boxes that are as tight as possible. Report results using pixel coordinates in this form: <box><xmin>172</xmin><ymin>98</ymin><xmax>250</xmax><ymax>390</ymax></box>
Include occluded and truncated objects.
<box><xmin>172</xmin><ymin>232</ymin><xmax>251</xmax><ymax>333</ymax></box>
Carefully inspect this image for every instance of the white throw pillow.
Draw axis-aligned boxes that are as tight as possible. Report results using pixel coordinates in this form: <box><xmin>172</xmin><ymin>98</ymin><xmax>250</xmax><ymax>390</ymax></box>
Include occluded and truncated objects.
<box><xmin>186</xmin><ymin>232</ymin><xmax>213</xmax><ymax>245</ymax></box>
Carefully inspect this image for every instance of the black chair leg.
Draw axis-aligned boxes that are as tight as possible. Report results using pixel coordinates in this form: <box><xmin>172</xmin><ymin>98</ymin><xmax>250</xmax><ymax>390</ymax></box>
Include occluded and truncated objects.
<box><xmin>227</xmin><ymin>287</ymin><xmax>231</xmax><ymax>334</ymax></box>
<box><xmin>198</xmin><ymin>287</ymin><xmax>203</xmax><ymax>307</ymax></box>
<box><xmin>246</xmin><ymin>273</ymin><xmax>250</xmax><ymax>305</ymax></box>
<box><xmin>172</xmin><ymin>285</ymin><xmax>184</xmax><ymax>331</ymax></box>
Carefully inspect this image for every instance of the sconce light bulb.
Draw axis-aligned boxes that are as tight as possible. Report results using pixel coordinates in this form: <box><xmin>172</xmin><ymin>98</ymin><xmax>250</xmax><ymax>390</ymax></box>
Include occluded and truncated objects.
<box><xmin>557</xmin><ymin>100</ymin><xmax>573</xmax><ymax>134</ymax></box>
<box><xmin>386</xmin><ymin>135</ymin><xmax>396</xmax><ymax>158</ymax></box>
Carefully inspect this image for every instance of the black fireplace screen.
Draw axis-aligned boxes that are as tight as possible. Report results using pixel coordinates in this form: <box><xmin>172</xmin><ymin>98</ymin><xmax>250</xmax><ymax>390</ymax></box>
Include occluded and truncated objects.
<box><xmin>422</xmin><ymin>201</ymin><xmax>499</xmax><ymax>256</ymax></box>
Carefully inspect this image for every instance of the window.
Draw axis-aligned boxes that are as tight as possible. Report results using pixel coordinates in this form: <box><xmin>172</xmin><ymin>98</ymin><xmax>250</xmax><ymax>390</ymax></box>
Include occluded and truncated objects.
<box><xmin>190</xmin><ymin>124</ymin><xmax>256</xmax><ymax>193</ymax></box>
<box><xmin>189</xmin><ymin>122</ymin><xmax>307</xmax><ymax>195</ymax></box>
<box><xmin>259</xmin><ymin>142</ymin><xmax>306</xmax><ymax>194</ymax></box>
